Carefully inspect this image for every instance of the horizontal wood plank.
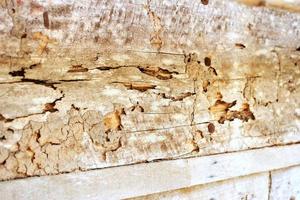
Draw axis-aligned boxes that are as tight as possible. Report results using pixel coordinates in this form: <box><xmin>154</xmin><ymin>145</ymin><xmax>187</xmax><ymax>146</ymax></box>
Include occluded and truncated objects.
<box><xmin>270</xmin><ymin>165</ymin><xmax>300</xmax><ymax>200</ymax></box>
<box><xmin>1</xmin><ymin>144</ymin><xmax>300</xmax><ymax>200</ymax></box>
<box><xmin>129</xmin><ymin>172</ymin><xmax>269</xmax><ymax>200</ymax></box>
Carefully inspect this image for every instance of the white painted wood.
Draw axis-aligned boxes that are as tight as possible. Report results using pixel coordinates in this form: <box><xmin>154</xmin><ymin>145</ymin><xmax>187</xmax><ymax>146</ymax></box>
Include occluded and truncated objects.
<box><xmin>130</xmin><ymin>173</ymin><xmax>269</xmax><ymax>200</ymax></box>
<box><xmin>270</xmin><ymin>165</ymin><xmax>300</xmax><ymax>200</ymax></box>
<box><xmin>0</xmin><ymin>144</ymin><xmax>300</xmax><ymax>200</ymax></box>
<box><xmin>188</xmin><ymin>144</ymin><xmax>300</xmax><ymax>185</ymax></box>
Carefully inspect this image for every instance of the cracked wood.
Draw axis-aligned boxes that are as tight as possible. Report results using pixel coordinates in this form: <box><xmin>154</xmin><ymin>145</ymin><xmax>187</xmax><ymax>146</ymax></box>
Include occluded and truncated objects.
<box><xmin>0</xmin><ymin>0</ymin><xmax>299</xmax><ymax>181</ymax></box>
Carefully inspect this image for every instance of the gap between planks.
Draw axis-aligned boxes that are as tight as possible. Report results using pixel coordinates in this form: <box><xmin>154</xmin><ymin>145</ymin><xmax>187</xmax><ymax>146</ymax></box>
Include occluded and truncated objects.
<box><xmin>1</xmin><ymin>144</ymin><xmax>300</xmax><ymax>200</ymax></box>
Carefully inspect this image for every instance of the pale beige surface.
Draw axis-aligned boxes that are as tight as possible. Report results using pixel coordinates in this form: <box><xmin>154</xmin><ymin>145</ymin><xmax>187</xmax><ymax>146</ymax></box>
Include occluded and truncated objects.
<box><xmin>0</xmin><ymin>144</ymin><xmax>300</xmax><ymax>200</ymax></box>
<box><xmin>0</xmin><ymin>0</ymin><xmax>299</xmax><ymax>181</ymax></box>
<box><xmin>130</xmin><ymin>165</ymin><xmax>300</xmax><ymax>200</ymax></box>
<box><xmin>130</xmin><ymin>173</ymin><xmax>270</xmax><ymax>200</ymax></box>
<box><xmin>270</xmin><ymin>165</ymin><xmax>300</xmax><ymax>200</ymax></box>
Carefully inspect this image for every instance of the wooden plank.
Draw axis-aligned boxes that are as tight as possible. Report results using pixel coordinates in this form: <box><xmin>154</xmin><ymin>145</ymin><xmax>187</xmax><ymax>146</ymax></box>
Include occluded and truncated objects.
<box><xmin>0</xmin><ymin>0</ymin><xmax>299</xmax><ymax>181</ymax></box>
<box><xmin>129</xmin><ymin>172</ymin><xmax>269</xmax><ymax>200</ymax></box>
<box><xmin>270</xmin><ymin>165</ymin><xmax>300</xmax><ymax>200</ymax></box>
<box><xmin>1</xmin><ymin>144</ymin><xmax>300</xmax><ymax>200</ymax></box>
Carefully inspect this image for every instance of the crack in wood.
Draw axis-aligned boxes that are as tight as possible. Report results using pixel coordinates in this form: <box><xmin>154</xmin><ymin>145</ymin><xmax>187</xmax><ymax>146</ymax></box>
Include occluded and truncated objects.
<box><xmin>67</xmin><ymin>64</ymin><xmax>88</xmax><ymax>73</ymax></box>
<box><xmin>0</xmin><ymin>0</ymin><xmax>299</xmax><ymax>183</ymax></box>
<box><xmin>114</xmin><ymin>82</ymin><xmax>157</xmax><ymax>92</ymax></box>
<box><xmin>157</xmin><ymin>92</ymin><xmax>196</xmax><ymax>101</ymax></box>
<box><xmin>267</xmin><ymin>171</ymin><xmax>272</xmax><ymax>200</ymax></box>
<box><xmin>138</xmin><ymin>66</ymin><xmax>178</xmax><ymax>80</ymax></box>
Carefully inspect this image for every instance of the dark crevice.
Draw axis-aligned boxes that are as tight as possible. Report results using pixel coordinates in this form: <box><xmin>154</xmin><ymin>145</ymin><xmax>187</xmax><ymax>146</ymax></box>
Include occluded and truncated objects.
<box><xmin>43</xmin><ymin>91</ymin><xmax>65</xmax><ymax>113</ymax></box>
<box><xmin>138</xmin><ymin>66</ymin><xmax>178</xmax><ymax>80</ymax></box>
<box><xmin>43</xmin><ymin>11</ymin><xmax>49</xmax><ymax>29</ymax></box>
<box><xmin>71</xmin><ymin>104</ymin><xmax>80</xmax><ymax>111</ymax></box>
<box><xmin>0</xmin><ymin>113</ymin><xmax>13</xmax><ymax>122</ymax></box>
<box><xmin>58</xmin><ymin>79</ymin><xmax>92</xmax><ymax>82</ymax></box>
<box><xmin>67</xmin><ymin>65</ymin><xmax>88</xmax><ymax>73</ymax></box>
<box><xmin>93</xmin><ymin>65</ymin><xmax>181</xmax><ymax>82</ymax></box>
<box><xmin>208</xmin><ymin>66</ymin><xmax>218</xmax><ymax>76</ymax></box>
<box><xmin>1</xmin><ymin>80</ymin><xmax>65</xmax><ymax>122</ymax></box>
<box><xmin>21</xmin><ymin>33</ymin><xmax>27</xmax><ymax>39</ymax></box>
<box><xmin>8</xmin><ymin>63</ymin><xmax>41</xmax><ymax>78</ymax></box>
<box><xmin>3</xmin><ymin>112</ymin><xmax>46</xmax><ymax>122</ymax></box>
<box><xmin>96</xmin><ymin>66</ymin><xmax>123</xmax><ymax>71</ymax></box>
<box><xmin>3</xmin><ymin>92</ymin><xmax>65</xmax><ymax>122</ymax></box>
<box><xmin>117</xmin><ymin>82</ymin><xmax>157</xmax><ymax>92</ymax></box>
<box><xmin>20</xmin><ymin>78</ymin><xmax>59</xmax><ymax>90</ymax></box>
<box><xmin>3</xmin><ymin>78</ymin><xmax>95</xmax><ymax>86</ymax></box>
<box><xmin>9</xmin><ymin>68</ymin><xmax>25</xmax><ymax>77</ymax></box>
<box><xmin>268</xmin><ymin>172</ymin><xmax>272</xmax><ymax>200</ymax></box>
<box><xmin>235</xmin><ymin>43</ymin><xmax>246</xmax><ymax>49</ymax></box>
<box><xmin>95</xmin><ymin>65</ymin><xmax>180</xmax><ymax>80</ymax></box>
<box><xmin>272</xmin><ymin>49</ymin><xmax>281</xmax><ymax>103</ymax></box>
<box><xmin>184</xmin><ymin>53</ymin><xmax>195</xmax><ymax>64</ymax></box>
<box><xmin>94</xmin><ymin>65</ymin><xmax>138</xmax><ymax>71</ymax></box>
<box><xmin>29</xmin><ymin>63</ymin><xmax>41</xmax><ymax>69</ymax></box>
<box><xmin>204</xmin><ymin>57</ymin><xmax>211</xmax><ymax>66</ymax></box>
<box><xmin>158</xmin><ymin>92</ymin><xmax>196</xmax><ymax>101</ymax></box>
<box><xmin>0</xmin><ymin>113</ymin><xmax>5</xmax><ymax>121</ymax></box>
<box><xmin>130</xmin><ymin>102</ymin><xmax>145</xmax><ymax>112</ymax></box>
<box><xmin>95</xmin><ymin>66</ymin><xmax>121</xmax><ymax>71</ymax></box>
<box><xmin>44</xmin><ymin>87</ymin><xmax>65</xmax><ymax>113</ymax></box>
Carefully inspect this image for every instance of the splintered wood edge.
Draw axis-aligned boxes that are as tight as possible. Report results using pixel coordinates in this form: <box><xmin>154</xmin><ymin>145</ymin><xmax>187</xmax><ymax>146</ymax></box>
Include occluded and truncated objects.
<box><xmin>1</xmin><ymin>144</ymin><xmax>300</xmax><ymax>200</ymax></box>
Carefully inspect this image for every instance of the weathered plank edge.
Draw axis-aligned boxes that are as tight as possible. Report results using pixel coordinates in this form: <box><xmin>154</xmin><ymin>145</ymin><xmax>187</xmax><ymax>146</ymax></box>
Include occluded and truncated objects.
<box><xmin>1</xmin><ymin>144</ymin><xmax>300</xmax><ymax>200</ymax></box>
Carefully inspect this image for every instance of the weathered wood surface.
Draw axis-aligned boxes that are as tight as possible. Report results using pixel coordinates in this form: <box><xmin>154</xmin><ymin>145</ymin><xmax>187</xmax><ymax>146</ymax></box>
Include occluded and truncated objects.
<box><xmin>130</xmin><ymin>173</ymin><xmax>270</xmax><ymax>200</ymax></box>
<box><xmin>0</xmin><ymin>0</ymin><xmax>299</xmax><ymax>180</ymax></box>
<box><xmin>1</xmin><ymin>145</ymin><xmax>300</xmax><ymax>200</ymax></box>
<box><xmin>131</xmin><ymin>164</ymin><xmax>300</xmax><ymax>200</ymax></box>
<box><xmin>270</xmin><ymin>165</ymin><xmax>300</xmax><ymax>200</ymax></box>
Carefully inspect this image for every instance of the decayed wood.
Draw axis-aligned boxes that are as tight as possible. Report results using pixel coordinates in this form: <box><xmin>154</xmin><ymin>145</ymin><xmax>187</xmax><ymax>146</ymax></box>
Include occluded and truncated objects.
<box><xmin>0</xmin><ymin>0</ymin><xmax>299</xmax><ymax>180</ymax></box>
<box><xmin>0</xmin><ymin>144</ymin><xmax>300</xmax><ymax>200</ymax></box>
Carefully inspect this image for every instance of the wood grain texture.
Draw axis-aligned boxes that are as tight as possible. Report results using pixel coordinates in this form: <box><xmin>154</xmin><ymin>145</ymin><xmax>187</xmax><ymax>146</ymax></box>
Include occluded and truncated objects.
<box><xmin>0</xmin><ymin>144</ymin><xmax>300</xmax><ymax>200</ymax></box>
<box><xmin>0</xmin><ymin>0</ymin><xmax>299</xmax><ymax>180</ymax></box>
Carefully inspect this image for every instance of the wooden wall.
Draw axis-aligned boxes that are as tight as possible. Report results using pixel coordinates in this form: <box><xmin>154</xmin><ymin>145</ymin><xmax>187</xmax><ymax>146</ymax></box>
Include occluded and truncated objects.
<box><xmin>0</xmin><ymin>0</ymin><xmax>299</xmax><ymax>199</ymax></box>
<box><xmin>1</xmin><ymin>145</ymin><xmax>300</xmax><ymax>199</ymax></box>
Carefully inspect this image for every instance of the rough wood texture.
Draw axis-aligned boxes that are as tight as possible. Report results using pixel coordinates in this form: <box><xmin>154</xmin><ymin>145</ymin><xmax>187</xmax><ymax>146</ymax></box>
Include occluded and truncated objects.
<box><xmin>1</xmin><ymin>145</ymin><xmax>299</xmax><ymax>200</ymax></box>
<box><xmin>0</xmin><ymin>0</ymin><xmax>299</xmax><ymax>180</ymax></box>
